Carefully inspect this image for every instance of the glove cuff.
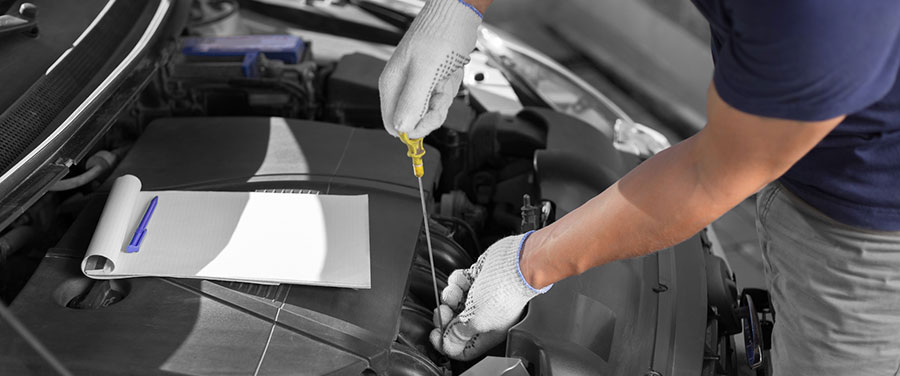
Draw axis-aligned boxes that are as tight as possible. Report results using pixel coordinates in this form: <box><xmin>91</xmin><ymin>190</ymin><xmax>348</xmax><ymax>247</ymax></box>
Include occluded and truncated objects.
<box><xmin>516</xmin><ymin>231</ymin><xmax>553</xmax><ymax>295</ymax></box>
<box><xmin>412</xmin><ymin>0</ymin><xmax>483</xmax><ymax>38</ymax></box>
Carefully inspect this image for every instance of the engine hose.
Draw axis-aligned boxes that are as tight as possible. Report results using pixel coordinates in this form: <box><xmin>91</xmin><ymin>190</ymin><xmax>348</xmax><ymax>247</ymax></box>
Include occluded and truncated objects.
<box><xmin>416</xmin><ymin>231</ymin><xmax>474</xmax><ymax>276</ymax></box>
<box><xmin>0</xmin><ymin>226</ymin><xmax>37</xmax><ymax>261</ymax></box>
<box><xmin>49</xmin><ymin>150</ymin><xmax>118</xmax><ymax>192</ymax></box>
<box><xmin>388</xmin><ymin>344</ymin><xmax>444</xmax><ymax>376</ymax></box>
<box><xmin>431</xmin><ymin>215</ymin><xmax>482</xmax><ymax>257</ymax></box>
<box><xmin>398</xmin><ymin>300</ymin><xmax>451</xmax><ymax>371</ymax></box>
<box><xmin>408</xmin><ymin>257</ymin><xmax>448</xmax><ymax>310</ymax></box>
<box><xmin>49</xmin><ymin>165</ymin><xmax>104</xmax><ymax>192</ymax></box>
<box><xmin>396</xmin><ymin>331</ymin><xmax>418</xmax><ymax>350</ymax></box>
<box><xmin>400</xmin><ymin>219</ymin><xmax>482</xmax><ymax>370</ymax></box>
<box><xmin>399</xmin><ymin>304</ymin><xmax>434</xmax><ymax>350</ymax></box>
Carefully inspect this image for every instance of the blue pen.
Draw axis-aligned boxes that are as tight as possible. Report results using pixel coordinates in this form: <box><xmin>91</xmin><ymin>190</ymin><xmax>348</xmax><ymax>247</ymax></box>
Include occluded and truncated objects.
<box><xmin>126</xmin><ymin>196</ymin><xmax>158</xmax><ymax>253</ymax></box>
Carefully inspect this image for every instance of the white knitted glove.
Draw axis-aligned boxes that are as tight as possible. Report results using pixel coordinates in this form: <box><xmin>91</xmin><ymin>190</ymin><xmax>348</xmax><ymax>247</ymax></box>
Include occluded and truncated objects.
<box><xmin>378</xmin><ymin>0</ymin><xmax>482</xmax><ymax>139</ymax></box>
<box><xmin>429</xmin><ymin>231</ymin><xmax>552</xmax><ymax>360</ymax></box>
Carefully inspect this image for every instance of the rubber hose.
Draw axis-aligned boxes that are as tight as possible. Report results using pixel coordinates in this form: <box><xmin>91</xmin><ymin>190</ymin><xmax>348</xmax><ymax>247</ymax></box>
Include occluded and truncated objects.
<box><xmin>49</xmin><ymin>150</ymin><xmax>117</xmax><ymax>191</ymax></box>
<box><xmin>0</xmin><ymin>226</ymin><xmax>37</xmax><ymax>260</ymax></box>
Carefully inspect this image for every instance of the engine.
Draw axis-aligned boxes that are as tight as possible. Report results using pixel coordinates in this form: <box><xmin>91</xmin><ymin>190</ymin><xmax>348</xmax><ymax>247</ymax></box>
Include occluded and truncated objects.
<box><xmin>0</xmin><ymin>8</ymin><xmax>752</xmax><ymax>375</ymax></box>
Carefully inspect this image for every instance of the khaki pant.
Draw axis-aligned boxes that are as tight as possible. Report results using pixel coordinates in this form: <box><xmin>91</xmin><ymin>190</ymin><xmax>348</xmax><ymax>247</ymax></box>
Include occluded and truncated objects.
<box><xmin>756</xmin><ymin>183</ymin><xmax>900</xmax><ymax>375</ymax></box>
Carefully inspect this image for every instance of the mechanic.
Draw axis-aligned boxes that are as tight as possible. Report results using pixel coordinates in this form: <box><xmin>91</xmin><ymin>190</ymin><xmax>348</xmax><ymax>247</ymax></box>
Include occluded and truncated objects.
<box><xmin>378</xmin><ymin>0</ymin><xmax>900</xmax><ymax>373</ymax></box>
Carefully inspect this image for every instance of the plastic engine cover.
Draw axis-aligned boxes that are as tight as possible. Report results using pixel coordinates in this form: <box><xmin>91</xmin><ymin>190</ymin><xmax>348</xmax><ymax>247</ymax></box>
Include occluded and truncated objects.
<box><xmin>506</xmin><ymin>238</ymin><xmax>708</xmax><ymax>375</ymax></box>
<box><xmin>0</xmin><ymin>117</ymin><xmax>441</xmax><ymax>375</ymax></box>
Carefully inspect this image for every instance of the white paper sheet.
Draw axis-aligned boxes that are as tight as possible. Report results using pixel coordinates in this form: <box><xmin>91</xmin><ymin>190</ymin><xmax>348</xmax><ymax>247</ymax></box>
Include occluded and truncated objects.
<box><xmin>82</xmin><ymin>175</ymin><xmax>370</xmax><ymax>288</ymax></box>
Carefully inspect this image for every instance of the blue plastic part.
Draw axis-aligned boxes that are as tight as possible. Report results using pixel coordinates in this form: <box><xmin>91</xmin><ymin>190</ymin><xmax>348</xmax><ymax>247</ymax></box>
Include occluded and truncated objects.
<box><xmin>181</xmin><ymin>35</ymin><xmax>306</xmax><ymax>77</ymax></box>
<box><xmin>241</xmin><ymin>51</ymin><xmax>259</xmax><ymax>78</ymax></box>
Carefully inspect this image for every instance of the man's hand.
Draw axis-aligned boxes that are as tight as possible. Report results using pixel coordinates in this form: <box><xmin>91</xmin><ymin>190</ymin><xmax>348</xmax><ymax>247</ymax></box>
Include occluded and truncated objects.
<box><xmin>378</xmin><ymin>0</ymin><xmax>482</xmax><ymax>139</ymax></box>
<box><xmin>429</xmin><ymin>83</ymin><xmax>843</xmax><ymax>361</ymax></box>
<box><xmin>429</xmin><ymin>232</ymin><xmax>551</xmax><ymax>360</ymax></box>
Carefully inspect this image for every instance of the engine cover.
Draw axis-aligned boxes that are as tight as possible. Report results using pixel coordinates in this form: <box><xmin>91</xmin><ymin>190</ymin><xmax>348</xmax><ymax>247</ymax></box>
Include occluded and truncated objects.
<box><xmin>0</xmin><ymin>117</ymin><xmax>441</xmax><ymax>375</ymax></box>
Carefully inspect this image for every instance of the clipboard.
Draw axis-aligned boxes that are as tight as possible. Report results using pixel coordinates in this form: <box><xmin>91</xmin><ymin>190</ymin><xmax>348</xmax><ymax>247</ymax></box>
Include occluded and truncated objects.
<box><xmin>81</xmin><ymin>175</ymin><xmax>371</xmax><ymax>288</ymax></box>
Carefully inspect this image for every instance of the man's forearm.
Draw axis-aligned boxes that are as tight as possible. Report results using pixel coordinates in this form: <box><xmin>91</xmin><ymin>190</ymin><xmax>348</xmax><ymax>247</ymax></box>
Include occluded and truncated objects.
<box><xmin>518</xmin><ymin>84</ymin><xmax>842</xmax><ymax>289</ymax></box>
<box><xmin>518</xmin><ymin>133</ymin><xmax>757</xmax><ymax>289</ymax></box>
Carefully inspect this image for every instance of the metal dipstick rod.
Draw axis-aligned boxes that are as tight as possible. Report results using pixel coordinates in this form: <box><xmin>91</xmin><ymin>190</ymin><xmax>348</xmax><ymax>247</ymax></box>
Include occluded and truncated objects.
<box><xmin>399</xmin><ymin>133</ymin><xmax>443</xmax><ymax>336</ymax></box>
<box><xmin>417</xmin><ymin>176</ymin><xmax>440</xmax><ymax>309</ymax></box>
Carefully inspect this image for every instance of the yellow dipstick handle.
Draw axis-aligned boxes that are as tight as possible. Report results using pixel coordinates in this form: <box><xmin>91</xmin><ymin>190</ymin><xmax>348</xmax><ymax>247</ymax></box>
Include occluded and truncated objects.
<box><xmin>399</xmin><ymin>132</ymin><xmax>425</xmax><ymax>178</ymax></box>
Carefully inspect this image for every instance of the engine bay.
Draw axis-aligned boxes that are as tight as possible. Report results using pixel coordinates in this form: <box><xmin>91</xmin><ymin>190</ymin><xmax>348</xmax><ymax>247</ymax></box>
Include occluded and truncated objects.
<box><xmin>0</xmin><ymin>3</ymin><xmax>756</xmax><ymax>375</ymax></box>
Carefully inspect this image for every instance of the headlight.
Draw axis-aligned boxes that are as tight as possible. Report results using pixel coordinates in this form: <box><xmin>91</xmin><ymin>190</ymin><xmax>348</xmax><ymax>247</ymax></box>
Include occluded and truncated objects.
<box><xmin>476</xmin><ymin>26</ymin><xmax>671</xmax><ymax>157</ymax></box>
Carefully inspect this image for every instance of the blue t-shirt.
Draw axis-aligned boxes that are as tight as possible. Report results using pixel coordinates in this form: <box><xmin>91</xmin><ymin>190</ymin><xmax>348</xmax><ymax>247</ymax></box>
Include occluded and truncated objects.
<box><xmin>691</xmin><ymin>0</ymin><xmax>900</xmax><ymax>231</ymax></box>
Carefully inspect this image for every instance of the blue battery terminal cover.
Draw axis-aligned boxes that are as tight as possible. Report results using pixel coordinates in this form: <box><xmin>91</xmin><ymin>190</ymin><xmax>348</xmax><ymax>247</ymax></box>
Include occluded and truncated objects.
<box><xmin>181</xmin><ymin>35</ymin><xmax>306</xmax><ymax>77</ymax></box>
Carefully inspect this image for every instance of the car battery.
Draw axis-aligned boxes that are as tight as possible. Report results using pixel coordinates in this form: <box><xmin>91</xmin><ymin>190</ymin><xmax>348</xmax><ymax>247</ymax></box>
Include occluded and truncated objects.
<box><xmin>171</xmin><ymin>35</ymin><xmax>310</xmax><ymax>79</ymax></box>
